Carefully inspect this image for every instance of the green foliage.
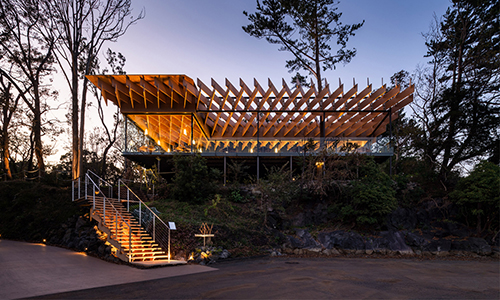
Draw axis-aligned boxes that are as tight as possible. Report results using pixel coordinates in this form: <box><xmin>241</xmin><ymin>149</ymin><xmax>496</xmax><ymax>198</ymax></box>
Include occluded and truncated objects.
<box><xmin>450</xmin><ymin>161</ymin><xmax>500</xmax><ymax>234</ymax></box>
<box><xmin>169</xmin><ymin>154</ymin><xmax>219</xmax><ymax>204</ymax></box>
<box><xmin>260</xmin><ymin>164</ymin><xmax>301</xmax><ymax>210</ymax></box>
<box><xmin>227</xmin><ymin>159</ymin><xmax>250</xmax><ymax>184</ymax></box>
<box><xmin>204</xmin><ymin>194</ymin><xmax>235</xmax><ymax>219</ymax></box>
<box><xmin>339</xmin><ymin>159</ymin><xmax>397</xmax><ymax>226</ymax></box>
<box><xmin>229</xmin><ymin>189</ymin><xmax>247</xmax><ymax>203</ymax></box>
<box><xmin>204</xmin><ymin>194</ymin><xmax>222</xmax><ymax>216</ymax></box>
<box><xmin>0</xmin><ymin>181</ymin><xmax>80</xmax><ymax>241</ymax></box>
<box><xmin>414</xmin><ymin>0</ymin><xmax>500</xmax><ymax>186</ymax></box>
<box><xmin>393</xmin><ymin>174</ymin><xmax>425</xmax><ymax>208</ymax></box>
<box><xmin>243</xmin><ymin>0</ymin><xmax>364</xmax><ymax>89</ymax></box>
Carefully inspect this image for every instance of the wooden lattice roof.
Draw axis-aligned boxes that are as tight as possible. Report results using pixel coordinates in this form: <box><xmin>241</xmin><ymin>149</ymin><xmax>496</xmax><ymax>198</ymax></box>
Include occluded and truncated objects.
<box><xmin>87</xmin><ymin>74</ymin><xmax>413</xmax><ymax>142</ymax></box>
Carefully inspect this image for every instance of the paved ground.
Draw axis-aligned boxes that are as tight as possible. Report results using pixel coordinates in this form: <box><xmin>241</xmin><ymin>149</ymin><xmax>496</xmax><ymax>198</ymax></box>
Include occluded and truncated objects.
<box><xmin>32</xmin><ymin>257</ymin><xmax>500</xmax><ymax>299</ymax></box>
<box><xmin>2</xmin><ymin>240</ymin><xmax>499</xmax><ymax>299</ymax></box>
<box><xmin>0</xmin><ymin>240</ymin><xmax>215</xmax><ymax>299</ymax></box>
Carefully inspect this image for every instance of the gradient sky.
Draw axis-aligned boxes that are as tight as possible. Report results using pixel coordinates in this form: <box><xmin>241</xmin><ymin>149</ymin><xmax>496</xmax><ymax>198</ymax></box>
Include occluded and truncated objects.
<box><xmin>112</xmin><ymin>0</ymin><xmax>451</xmax><ymax>87</ymax></box>
<box><xmin>47</xmin><ymin>0</ymin><xmax>452</xmax><ymax>163</ymax></box>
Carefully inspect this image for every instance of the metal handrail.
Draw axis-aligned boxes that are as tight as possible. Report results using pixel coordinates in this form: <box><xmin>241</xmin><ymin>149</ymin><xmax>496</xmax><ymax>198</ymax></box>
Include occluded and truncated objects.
<box><xmin>84</xmin><ymin>172</ymin><xmax>133</xmax><ymax>262</ymax></box>
<box><xmin>118</xmin><ymin>179</ymin><xmax>172</xmax><ymax>261</ymax></box>
<box><xmin>86</xmin><ymin>170</ymin><xmax>113</xmax><ymax>198</ymax></box>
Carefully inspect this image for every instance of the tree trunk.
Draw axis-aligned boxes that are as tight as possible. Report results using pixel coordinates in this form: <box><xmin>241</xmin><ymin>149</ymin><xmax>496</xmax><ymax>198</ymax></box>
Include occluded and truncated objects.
<box><xmin>100</xmin><ymin>144</ymin><xmax>112</xmax><ymax>179</ymax></box>
<box><xmin>2</xmin><ymin>128</ymin><xmax>12</xmax><ymax>180</ymax></box>
<box><xmin>71</xmin><ymin>50</ymin><xmax>80</xmax><ymax>180</ymax></box>
<box><xmin>32</xmin><ymin>83</ymin><xmax>45</xmax><ymax>176</ymax></box>
<box><xmin>78</xmin><ymin>76</ymin><xmax>89</xmax><ymax>177</ymax></box>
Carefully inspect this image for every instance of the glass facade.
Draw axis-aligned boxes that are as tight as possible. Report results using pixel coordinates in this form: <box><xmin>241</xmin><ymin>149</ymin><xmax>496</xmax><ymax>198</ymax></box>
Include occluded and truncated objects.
<box><xmin>124</xmin><ymin>115</ymin><xmax>392</xmax><ymax>156</ymax></box>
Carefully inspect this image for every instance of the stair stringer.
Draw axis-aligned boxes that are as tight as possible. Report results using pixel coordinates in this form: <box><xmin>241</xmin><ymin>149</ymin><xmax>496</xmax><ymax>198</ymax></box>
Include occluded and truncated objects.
<box><xmin>90</xmin><ymin>208</ymin><xmax>130</xmax><ymax>262</ymax></box>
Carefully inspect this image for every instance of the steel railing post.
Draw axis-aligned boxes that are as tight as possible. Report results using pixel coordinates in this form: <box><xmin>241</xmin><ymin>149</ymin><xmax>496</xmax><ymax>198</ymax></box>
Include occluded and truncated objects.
<box><xmin>85</xmin><ymin>176</ymin><xmax>88</xmax><ymax>202</ymax></box>
<box><xmin>78</xmin><ymin>177</ymin><xmax>81</xmax><ymax>199</ymax></box>
<box><xmin>127</xmin><ymin>189</ymin><xmax>130</xmax><ymax>212</ymax></box>
<box><xmin>115</xmin><ymin>211</ymin><xmax>118</xmax><ymax>239</ymax></box>
<box><xmin>72</xmin><ymin>180</ymin><xmax>75</xmax><ymax>202</ymax></box>
<box><xmin>139</xmin><ymin>202</ymin><xmax>142</xmax><ymax>226</ymax></box>
<box><xmin>118</xmin><ymin>180</ymin><xmax>121</xmax><ymax>203</ymax></box>
<box><xmin>153</xmin><ymin>217</ymin><xmax>155</xmax><ymax>241</ymax></box>
<box><xmin>103</xmin><ymin>197</ymin><xmax>106</xmax><ymax>225</ymax></box>
<box><xmin>129</xmin><ymin>226</ymin><xmax>131</xmax><ymax>262</ymax></box>
<box><xmin>92</xmin><ymin>183</ymin><xmax>95</xmax><ymax>210</ymax></box>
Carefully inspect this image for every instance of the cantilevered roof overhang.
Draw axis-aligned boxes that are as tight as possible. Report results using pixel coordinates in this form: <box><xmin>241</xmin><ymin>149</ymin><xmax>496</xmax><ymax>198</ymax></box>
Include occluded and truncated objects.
<box><xmin>87</xmin><ymin>74</ymin><xmax>413</xmax><ymax>149</ymax></box>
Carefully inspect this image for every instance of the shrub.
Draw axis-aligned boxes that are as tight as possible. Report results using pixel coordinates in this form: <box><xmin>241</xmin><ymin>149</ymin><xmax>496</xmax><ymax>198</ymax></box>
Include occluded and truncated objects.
<box><xmin>169</xmin><ymin>154</ymin><xmax>220</xmax><ymax>204</ymax></box>
<box><xmin>339</xmin><ymin>158</ymin><xmax>397</xmax><ymax>226</ymax></box>
<box><xmin>393</xmin><ymin>174</ymin><xmax>424</xmax><ymax>208</ymax></box>
<box><xmin>450</xmin><ymin>160</ymin><xmax>500</xmax><ymax>235</ymax></box>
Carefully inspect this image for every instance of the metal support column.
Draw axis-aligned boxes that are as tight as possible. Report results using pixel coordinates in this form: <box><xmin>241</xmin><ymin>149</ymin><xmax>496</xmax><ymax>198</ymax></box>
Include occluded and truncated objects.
<box><xmin>124</xmin><ymin>115</ymin><xmax>128</xmax><ymax>152</ymax></box>
<box><xmin>320</xmin><ymin>112</ymin><xmax>325</xmax><ymax>149</ymax></box>
<box><xmin>190</xmin><ymin>114</ymin><xmax>194</xmax><ymax>154</ymax></box>
<box><xmin>257</xmin><ymin>111</ymin><xmax>260</xmax><ymax>182</ymax></box>
<box><xmin>223</xmin><ymin>156</ymin><xmax>227</xmax><ymax>186</ymax></box>
<box><xmin>389</xmin><ymin>108</ymin><xmax>393</xmax><ymax>177</ymax></box>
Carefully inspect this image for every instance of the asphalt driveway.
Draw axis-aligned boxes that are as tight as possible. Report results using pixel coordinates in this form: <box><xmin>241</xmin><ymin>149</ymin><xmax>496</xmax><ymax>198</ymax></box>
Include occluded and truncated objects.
<box><xmin>31</xmin><ymin>255</ymin><xmax>499</xmax><ymax>299</ymax></box>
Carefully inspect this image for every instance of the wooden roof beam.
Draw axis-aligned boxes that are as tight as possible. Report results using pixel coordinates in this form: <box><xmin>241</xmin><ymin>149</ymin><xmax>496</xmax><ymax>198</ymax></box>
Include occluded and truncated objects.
<box><xmin>345</xmin><ymin>84</ymin><xmax>371</xmax><ymax>110</ymax></box>
<box><xmin>98</xmin><ymin>78</ymin><xmax>118</xmax><ymax>106</ymax></box>
<box><xmin>323</xmin><ymin>84</ymin><xmax>343</xmax><ymax>110</ymax></box>
<box><xmin>371</xmin><ymin>85</ymin><xmax>400</xmax><ymax>110</ymax></box>
<box><xmin>334</xmin><ymin>84</ymin><xmax>357</xmax><ymax>110</ymax></box>
<box><xmin>294</xmin><ymin>113</ymin><xmax>319</xmax><ymax>136</ymax></box>
<box><xmin>357</xmin><ymin>85</ymin><xmax>386</xmax><ymax>111</ymax></box>
<box><xmin>385</xmin><ymin>84</ymin><xmax>414</xmax><ymax>108</ymax></box>
<box><xmin>284</xmin><ymin>112</ymin><xmax>306</xmax><ymax>136</ymax></box>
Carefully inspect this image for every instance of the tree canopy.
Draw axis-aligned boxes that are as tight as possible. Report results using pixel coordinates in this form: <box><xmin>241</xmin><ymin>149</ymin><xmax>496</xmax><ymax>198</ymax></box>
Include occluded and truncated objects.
<box><xmin>413</xmin><ymin>0</ymin><xmax>499</xmax><ymax>185</ymax></box>
<box><xmin>243</xmin><ymin>0</ymin><xmax>364</xmax><ymax>90</ymax></box>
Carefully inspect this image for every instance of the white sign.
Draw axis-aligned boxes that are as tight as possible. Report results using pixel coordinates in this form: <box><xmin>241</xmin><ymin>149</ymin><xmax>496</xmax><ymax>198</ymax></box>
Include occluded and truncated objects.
<box><xmin>169</xmin><ymin>222</ymin><xmax>176</xmax><ymax>230</ymax></box>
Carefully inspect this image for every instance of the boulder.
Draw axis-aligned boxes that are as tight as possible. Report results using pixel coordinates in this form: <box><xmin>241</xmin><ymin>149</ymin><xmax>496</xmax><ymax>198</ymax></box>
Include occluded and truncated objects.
<box><xmin>219</xmin><ymin>249</ymin><xmax>231</xmax><ymax>259</ymax></box>
<box><xmin>365</xmin><ymin>237</ymin><xmax>389</xmax><ymax>254</ymax></box>
<box><xmin>423</xmin><ymin>239</ymin><xmax>452</xmax><ymax>255</ymax></box>
<box><xmin>318</xmin><ymin>230</ymin><xmax>365</xmax><ymax>251</ymax></box>
<box><xmin>286</xmin><ymin>236</ymin><xmax>303</xmax><ymax>249</ymax></box>
<box><xmin>291</xmin><ymin>203</ymin><xmax>329</xmax><ymax>227</ymax></box>
<box><xmin>295</xmin><ymin>229</ymin><xmax>321</xmax><ymax>249</ymax></box>
<box><xmin>451</xmin><ymin>238</ymin><xmax>491</xmax><ymax>255</ymax></box>
<box><xmin>380</xmin><ymin>231</ymin><xmax>414</xmax><ymax>255</ymax></box>
<box><xmin>386</xmin><ymin>208</ymin><xmax>417</xmax><ymax>231</ymax></box>
<box><xmin>75</xmin><ymin>216</ymin><xmax>87</xmax><ymax>230</ymax></box>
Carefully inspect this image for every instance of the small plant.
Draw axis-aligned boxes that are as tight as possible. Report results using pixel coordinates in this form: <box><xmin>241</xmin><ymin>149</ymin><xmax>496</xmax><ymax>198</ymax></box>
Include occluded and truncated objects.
<box><xmin>229</xmin><ymin>190</ymin><xmax>246</xmax><ymax>203</ymax></box>
<box><xmin>204</xmin><ymin>194</ymin><xmax>222</xmax><ymax>216</ymax></box>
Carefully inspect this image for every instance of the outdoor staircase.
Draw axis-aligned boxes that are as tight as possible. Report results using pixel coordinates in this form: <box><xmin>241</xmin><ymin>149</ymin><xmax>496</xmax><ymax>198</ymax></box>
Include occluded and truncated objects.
<box><xmin>90</xmin><ymin>196</ymin><xmax>169</xmax><ymax>262</ymax></box>
<box><xmin>72</xmin><ymin>171</ymin><xmax>175</xmax><ymax>264</ymax></box>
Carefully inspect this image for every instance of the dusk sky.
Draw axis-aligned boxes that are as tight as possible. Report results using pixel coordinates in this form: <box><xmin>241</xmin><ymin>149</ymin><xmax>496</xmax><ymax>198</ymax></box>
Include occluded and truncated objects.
<box><xmin>49</xmin><ymin>0</ymin><xmax>452</xmax><ymax>163</ymax></box>
<box><xmin>113</xmin><ymin>0</ymin><xmax>451</xmax><ymax>87</ymax></box>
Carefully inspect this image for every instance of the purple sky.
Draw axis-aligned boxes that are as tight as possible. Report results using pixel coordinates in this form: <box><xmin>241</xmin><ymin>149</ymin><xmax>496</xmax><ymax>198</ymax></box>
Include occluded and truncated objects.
<box><xmin>114</xmin><ymin>0</ymin><xmax>451</xmax><ymax>88</ymax></box>
<box><xmin>48</xmin><ymin>0</ymin><xmax>452</xmax><ymax>163</ymax></box>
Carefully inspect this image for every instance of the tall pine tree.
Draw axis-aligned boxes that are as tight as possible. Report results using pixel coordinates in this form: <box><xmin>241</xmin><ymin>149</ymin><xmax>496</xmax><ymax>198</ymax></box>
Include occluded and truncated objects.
<box><xmin>414</xmin><ymin>0</ymin><xmax>499</xmax><ymax>186</ymax></box>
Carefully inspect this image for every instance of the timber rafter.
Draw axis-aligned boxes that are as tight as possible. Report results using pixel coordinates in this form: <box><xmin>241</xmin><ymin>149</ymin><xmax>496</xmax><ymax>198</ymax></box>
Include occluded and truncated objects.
<box><xmin>87</xmin><ymin>74</ymin><xmax>413</xmax><ymax>147</ymax></box>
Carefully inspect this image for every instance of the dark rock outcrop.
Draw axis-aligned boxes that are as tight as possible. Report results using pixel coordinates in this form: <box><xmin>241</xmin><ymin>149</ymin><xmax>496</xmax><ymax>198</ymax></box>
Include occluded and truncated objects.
<box><xmin>317</xmin><ymin>230</ymin><xmax>365</xmax><ymax>252</ymax></box>
<box><xmin>386</xmin><ymin>208</ymin><xmax>417</xmax><ymax>231</ymax></box>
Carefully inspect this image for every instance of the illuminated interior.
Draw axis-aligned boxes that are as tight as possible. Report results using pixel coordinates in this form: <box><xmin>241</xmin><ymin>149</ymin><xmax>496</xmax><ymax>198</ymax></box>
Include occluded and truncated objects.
<box><xmin>87</xmin><ymin>74</ymin><xmax>413</xmax><ymax>157</ymax></box>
